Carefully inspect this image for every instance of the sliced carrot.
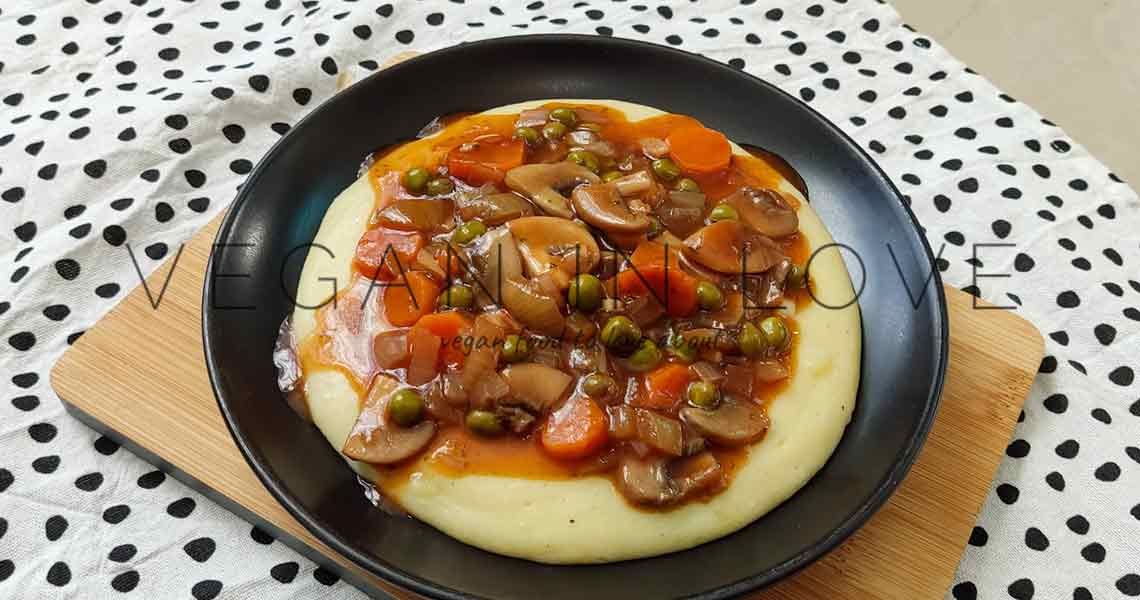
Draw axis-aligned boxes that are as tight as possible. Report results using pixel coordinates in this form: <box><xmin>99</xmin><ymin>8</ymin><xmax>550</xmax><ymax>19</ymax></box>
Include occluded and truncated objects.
<box><xmin>383</xmin><ymin>271</ymin><xmax>441</xmax><ymax>327</ymax></box>
<box><xmin>354</xmin><ymin>227</ymin><xmax>427</xmax><ymax>280</ymax></box>
<box><xmin>666</xmin><ymin>126</ymin><xmax>731</xmax><ymax>175</ymax></box>
<box><xmin>639</xmin><ymin>363</ymin><xmax>694</xmax><ymax>409</ymax></box>
<box><xmin>446</xmin><ymin>136</ymin><xmax>525</xmax><ymax>186</ymax></box>
<box><xmin>617</xmin><ymin>262</ymin><xmax>699</xmax><ymax>317</ymax></box>
<box><xmin>541</xmin><ymin>394</ymin><xmax>609</xmax><ymax>460</ymax></box>
<box><xmin>630</xmin><ymin>239</ymin><xmax>682</xmax><ymax>269</ymax></box>
<box><xmin>412</xmin><ymin>311</ymin><xmax>472</xmax><ymax>367</ymax></box>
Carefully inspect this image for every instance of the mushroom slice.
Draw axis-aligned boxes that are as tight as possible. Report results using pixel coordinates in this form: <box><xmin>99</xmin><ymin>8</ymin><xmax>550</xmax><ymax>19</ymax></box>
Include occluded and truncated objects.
<box><xmin>670</xmin><ymin>451</ymin><xmax>724</xmax><ymax>498</ymax></box>
<box><xmin>682</xmin><ymin>220</ymin><xmax>786</xmax><ymax>274</ymax></box>
<box><xmin>721</xmin><ymin>187</ymin><xmax>799</xmax><ymax>238</ymax></box>
<box><xmin>617</xmin><ymin>453</ymin><xmax>675</xmax><ymax>505</ymax></box>
<box><xmin>571</xmin><ymin>184</ymin><xmax>654</xmax><ymax>235</ymax></box>
<box><xmin>505</xmin><ymin>162</ymin><xmax>600</xmax><ymax>219</ymax></box>
<box><xmin>508</xmin><ymin>216</ymin><xmax>600</xmax><ymax>281</ymax></box>
<box><xmin>501</xmin><ymin>362</ymin><xmax>574</xmax><ymax>413</ymax></box>
<box><xmin>680</xmin><ymin>395</ymin><xmax>770</xmax><ymax>446</ymax></box>
<box><xmin>342</xmin><ymin>381</ymin><xmax>436</xmax><ymax>465</ymax></box>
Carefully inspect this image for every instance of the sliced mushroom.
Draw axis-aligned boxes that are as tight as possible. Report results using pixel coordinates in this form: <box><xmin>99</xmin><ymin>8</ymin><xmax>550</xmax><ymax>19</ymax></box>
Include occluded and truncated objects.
<box><xmin>571</xmin><ymin>184</ymin><xmax>653</xmax><ymax>234</ymax></box>
<box><xmin>508</xmin><ymin>216</ymin><xmax>600</xmax><ymax>281</ymax></box>
<box><xmin>616</xmin><ymin>451</ymin><xmax>724</xmax><ymax>505</ymax></box>
<box><xmin>501</xmin><ymin>362</ymin><xmax>574</xmax><ymax>413</ymax></box>
<box><xmin>505</xmin><ymin>162</ymin><xmax>600</xmax><ymax>219</ymax></box>
<box><xmin>342</xmin><ymin>382</ymin><xmax>436</xmax><ymax>465</ymax></box>
<box><xmin>617</xmin><ymin>453</ymin><xmax>674</xmax><ymax>505</ymax></box>
<box><xmin>455</xmin><ymin>191</ymin><xmax>535</xmax><ymax>226</ymax></box>
<box><xmin>377</xmin><ymin>199</ymin><xmax>455</xmax><ymax>233</ymax></box>
<box><xmin>721</xmin><ymin>187</ymin><xmax>799</xmax><ymax>238</ymax></box>
<box><xmin>682</xmin><ymin>221</ymin><xmax>787</xmax><ymax>274</ymax></box>
<box><xmin>656</xmin><ymin>190</ymin><xmax>707</xmax><ymax>238</ymax></box>
<box><xmin>680</xmin><ymin>395</ymin><xmax>770</xmax><ymax>446</ymax></box>
<box><xmin>467</xmin><ymin>226</ymin><xmax>524</xmax><ymax>307</ymax></box>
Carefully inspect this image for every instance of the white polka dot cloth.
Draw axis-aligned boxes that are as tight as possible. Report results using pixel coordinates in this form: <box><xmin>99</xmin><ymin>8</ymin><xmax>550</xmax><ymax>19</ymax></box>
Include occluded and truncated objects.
<box><xmin>1</xmin><ymin>1</ymin><xmax>1138</xmax><ymax>598</ymax></box>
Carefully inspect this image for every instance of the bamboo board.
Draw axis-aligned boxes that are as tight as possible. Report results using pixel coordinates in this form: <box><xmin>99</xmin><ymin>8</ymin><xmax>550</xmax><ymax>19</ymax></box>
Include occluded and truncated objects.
<box><xmin>50</xmin><ymin>212</ymin><xmax>1043</xmax><ymax>599</ymax></box>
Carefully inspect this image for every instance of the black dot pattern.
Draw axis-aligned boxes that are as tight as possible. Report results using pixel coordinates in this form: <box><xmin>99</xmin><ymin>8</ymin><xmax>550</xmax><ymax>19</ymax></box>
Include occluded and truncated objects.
<box><xmin>0</xmin><ymin>2</ymin><xmax>1137</xmax><ymax>597</ymax></box>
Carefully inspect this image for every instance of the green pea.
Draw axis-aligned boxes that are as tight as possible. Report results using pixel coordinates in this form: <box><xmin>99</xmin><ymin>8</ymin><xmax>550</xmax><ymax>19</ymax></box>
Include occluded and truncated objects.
<box><xmin>514</xmin><ymin>126</ymin><xmax>540</xmax><ymax>146</ymax></box>
<box><xmin>566</xmin><ymin>149</ymin><xmax>600</xmax><ymax>174</ymax></box>
<box><xmin>582</xmin><ymin>372</ymin><xmax>614</xmax><ymax>398</ymax></box>
<box><xmin>601</xmin><ymin>170</ymin><xmax>623</xmax><ymax>183</ymax></box>
<box><xmin>466</xmin><ymin>410</ymin><xmax>503</xmax><ymax>436</ymax></box>
<box><xmin>501</xmin><ymin>334</ymin><xmax>530</xmax><ymax>363</ymax></box>
<box><xmin>600</xmin><ymin>316</ymin><xmax>642</xmax><ymax>355</ymax></box>
<box><xmin>696</xmin><ymin>281</ymin><xmax>724</xmax><ymax>311</ymax></box>
<box><xmin>651</xmin><ymin>158</ymin><xmax>681</xmax><ymax>181</ymax></box>
<box><xmin>567</xmin><ymin>274</ymin><xmax>603</xmax><ymax>312</ymax></box>
<box><xmin>708</xmin><ymin>203</ymin><xmax>738</xmax><ymax>222</ymax></box>
<box><xmin>666</xmin><ymin>332</ymin><xmax>697</xmax><ymax>363</ymax></box>
<box><xmin>549</xmin><ymin>107</ymin><xmax>578</xmax><ymax>127</ymax></box>
<box><xmin>687</xmin><ymin>381</ymin><xmax>720</xmax><ymax>409</ymax></box>
<box><xmin>786</xmin><ymin>264</ymin><xmax>806</xmax><ymax>289</ymax></box>
<box><xmin>739</xmin><ymin>321</ymin><xmax>764</xmax><ymax>357</ymax></box>
<box><xmin>388</xmin><ymin>389</ymin><xmax>424</xmax><ymax>427</ymax></box>
<box><xmin>403</xmin><ymin>167</ymin><xmax>430</xmax><ymax>194</ymax></box>
<box><xmin>626</xmin><ymin>339</ymin><xmax>662</xmax><ymax>372</ymax></box>
<box><xmin>438</xmin><ymin>284</ymin><xmax>473</xmax><ymax>309</ymax></box>
<box><xmin>759</xmin><ymin>316</ymin><xmax>789</xmax><ymax>351</ymax></box>
<box><xmin>425</xmin><ymin>177</ymin><xmax>454</xmax><ymax>196</ymax></box>
<box><xmin>451</xmin><ymin>220</ymin><xmax>487</xmax><ymax>245</ymax></box>
<box><xmin>675</xmin><ymin>177</ymin><xmax>701</xmax><ymax>193</ymax></box>
<box><xmin>542</xmin><ymin>121</ymin><xmax>568</xmax><ymax>141</ymax></box>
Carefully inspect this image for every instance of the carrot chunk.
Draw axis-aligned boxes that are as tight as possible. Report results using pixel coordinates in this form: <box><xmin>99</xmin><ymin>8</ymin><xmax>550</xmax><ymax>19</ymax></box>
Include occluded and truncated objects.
<box><xmin>383</xmin><ymin>271</ymin><xmax>441</xmax><ymax>327</ymax></box>
<box><xmin>354</xmin><ymin>227</ymin><xmax>427</xmax><ymax>280</ymax></box>
<box><xmin>630</xmin><ymin>239</ymin><xmax>682</xmax><ymax>269</ymax></box>
<box><xmin>542</xmin><ymin>395</ymin><xmax>608</xmax><ymax>460</ymax></box>
<box><xmin>412</xmin><ymin>311</ymin><xmax>472</xmax><ymax>367</ymax></box>
<box><xmin>616</xmin><ymin>263</ymin><xmax>698</xmax><ymax>317</ymax></box>
<box><xmin>446</xmin><ymin>137</ymin><xmax>525</xmax><ymax>186</ymax></box>
<box><xmin>666</xmin><ymin>126</ymin><xmax>731</xmax><ymax>175</ymax></box>
<box><xmin>639</xmin><ymin>363</ymin><xmax>694</xmax><ymax>409</ymax></box>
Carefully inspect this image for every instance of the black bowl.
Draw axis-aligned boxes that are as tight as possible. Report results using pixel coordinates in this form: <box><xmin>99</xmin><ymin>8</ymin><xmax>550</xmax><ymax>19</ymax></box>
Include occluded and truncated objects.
<box><xmin>204</xmin><ymin>35</ymin><xmax>947</xmax><ymax>600</ymax></box>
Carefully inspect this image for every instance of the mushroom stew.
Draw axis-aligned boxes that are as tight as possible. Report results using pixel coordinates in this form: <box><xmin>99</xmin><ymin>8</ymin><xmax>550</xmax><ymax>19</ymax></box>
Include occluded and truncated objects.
<box><xmin>279</xmin><ymin>104</ymin><xmax>812</xmax><ymax>509</ymax></box>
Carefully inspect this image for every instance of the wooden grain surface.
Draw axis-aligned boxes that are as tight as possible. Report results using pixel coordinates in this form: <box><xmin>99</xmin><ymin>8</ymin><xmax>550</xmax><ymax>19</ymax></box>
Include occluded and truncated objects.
<box><xmin>50</xmin><ymin>210</ymin><xmax>1043</xmax><ymax>599</ymax></box>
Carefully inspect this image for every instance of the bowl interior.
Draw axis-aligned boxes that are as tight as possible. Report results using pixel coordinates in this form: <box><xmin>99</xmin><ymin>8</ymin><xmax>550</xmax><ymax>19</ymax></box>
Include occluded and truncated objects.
<box><xmin>204</xmin><ymin>35</ymin><xmax>946</xmax><ymax>600</ymax></box>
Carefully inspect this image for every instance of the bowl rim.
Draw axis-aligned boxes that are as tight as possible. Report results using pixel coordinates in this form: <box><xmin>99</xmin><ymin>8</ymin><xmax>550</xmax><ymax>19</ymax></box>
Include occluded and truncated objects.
<box><xmin>203</xmin><ymin>33</ymin><xmax>949</xmax><ymax>600</ymax></box>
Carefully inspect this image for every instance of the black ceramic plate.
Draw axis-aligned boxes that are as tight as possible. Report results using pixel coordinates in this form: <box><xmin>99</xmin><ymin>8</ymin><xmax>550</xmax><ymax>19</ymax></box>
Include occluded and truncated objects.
<box><xmin>204</xmin><ymin>35</ymin><xmax>948</xmax><ymax>600</ymax></box>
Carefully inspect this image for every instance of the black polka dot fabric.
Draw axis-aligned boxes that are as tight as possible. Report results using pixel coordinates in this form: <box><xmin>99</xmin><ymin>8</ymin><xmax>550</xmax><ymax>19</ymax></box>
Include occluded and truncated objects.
<box><xmin>1</xmin><ymin>2</ymin><xmax>1137</xmax><ymax>598</ymax></box>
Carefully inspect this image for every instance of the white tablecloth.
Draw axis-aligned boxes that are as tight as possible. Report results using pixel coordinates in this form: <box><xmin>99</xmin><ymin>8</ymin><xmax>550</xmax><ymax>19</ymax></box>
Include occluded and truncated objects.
<box><xmin>1</xmin><ymin>1</ymin><xmax>1138</xmax><ymax>598</ymax></box>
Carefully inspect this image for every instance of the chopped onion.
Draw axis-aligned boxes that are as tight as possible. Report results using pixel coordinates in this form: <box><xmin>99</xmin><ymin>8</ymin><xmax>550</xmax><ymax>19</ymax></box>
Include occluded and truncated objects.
<box><xmin>516</xmin><ymin>109</ymin><xmax>549</xmax><ymax>128</ymax></box>
<box><xmin>635</xmin><ymin>408</ymin><xmax>684</xmax><ymax>456</ymax></box>
<box><xmin>690</xmin><ymin>361</ymin><xmax>725</xmax><ymax>385</ymax></box>
<box><xmin>639</xmin><ymin>137</ymin><xmax>669</xmax><ymax>158</ymax></box>
<box><xmin>568</xmin><ymin>130</ymin><xmax>598</xmax><ymax>146</ymax></box>
<box><xmin>415</xmin><ymin>249</ymin><xmax>446</xmax><ymax>279</ymax></box>
<box><xmin>459</xmin><ymin>314</ymin><xmax>504</xmax><ymax>389</ymax></box>
<box><xmin>373</xmin><ymin>329</ymin><xmax>409</xmax><ymax>370</ymax></box>
<box><xmin>752</xmin><ymin>360</ymin><xmax>789</xmax><ymax>383</ymax></box>
<box><xmin>377</xmin><ymin>199</ymin><xmax>455</xmax><ymax>232</ymax></box>
<box><xmin>501</xmin><ymin>278</ymin><xmax>565</xmax><ymax>337</ymax></box>
<box><xmin>575</xmin><ymin>107</ymin><xmax>609</xmax><ymax>124</ymax></box>
<box><xmin>607</xmin><ymin>405</ymin><xmax>638</xmax><ymax>440</ymax></box>
<box><xmin>406</xmin><ymin>327</ymin><xmax>441</xmax><ymax>386</ymax></box>
<box><xmin>612</xmin><ymin>170</ymin><xmax>653</xmax><ymax>196</ymax></box>
<box><xmin>722</xmin><ymin>364</ymin><xmax>754</xmax><ymax>397</ymax></box>
<box><xmin>470</xmin><ymin>371</ymin><xmax>510</xmax><ymax>410</ymax></box>
<box><xmin>579</xmin><ymin>140</ymin><xmax>617</xmax><ymax>158</ymax></box>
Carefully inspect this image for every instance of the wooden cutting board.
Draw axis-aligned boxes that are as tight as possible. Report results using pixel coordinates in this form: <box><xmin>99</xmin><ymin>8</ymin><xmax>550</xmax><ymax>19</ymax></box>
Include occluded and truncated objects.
<box><xmin>50</xmin><ymin>212</ymin><xmax>1043</xmax><ymax>599</ymax></box>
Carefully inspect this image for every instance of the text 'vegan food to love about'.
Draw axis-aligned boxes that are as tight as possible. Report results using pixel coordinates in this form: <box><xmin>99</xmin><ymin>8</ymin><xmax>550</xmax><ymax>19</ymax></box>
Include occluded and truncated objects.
<box><xmin>276</xmin><ymin>100</ymin><xmax>862</xmax><ymax>563</ymax></box>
